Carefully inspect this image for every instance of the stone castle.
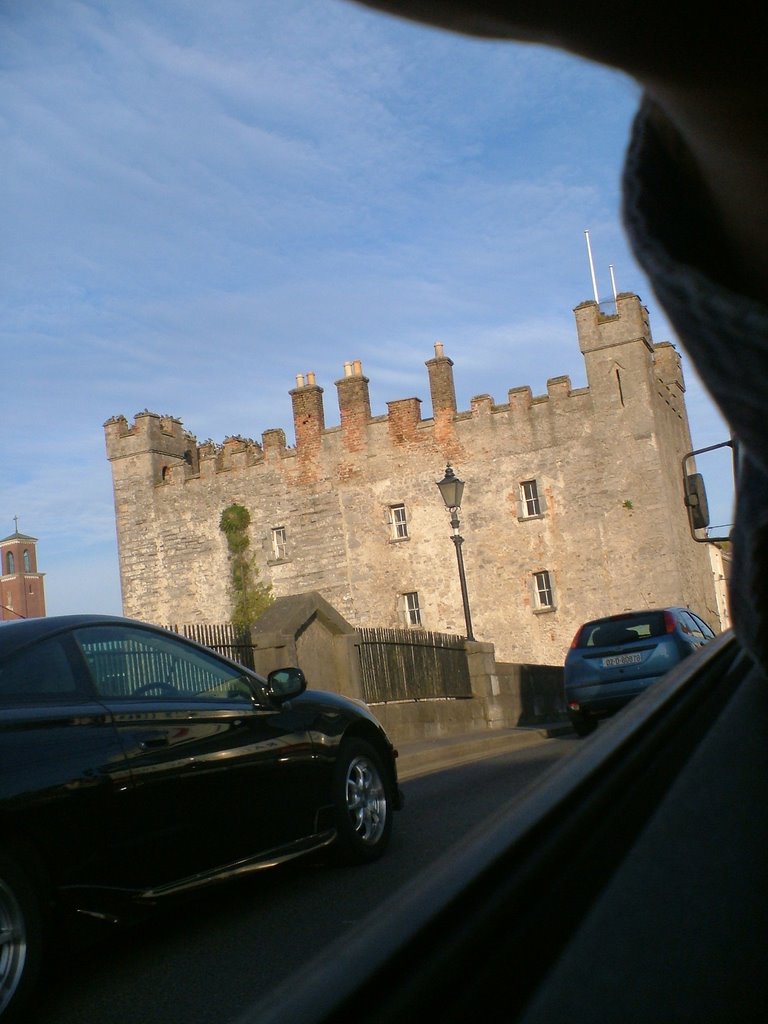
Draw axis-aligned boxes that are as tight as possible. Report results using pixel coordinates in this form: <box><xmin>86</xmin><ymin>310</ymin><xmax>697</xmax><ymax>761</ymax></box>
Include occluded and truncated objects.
<box><xmin>104</xmin><ymin>292</ymin><xmax>727</xmax><ymax>665</ymax></box>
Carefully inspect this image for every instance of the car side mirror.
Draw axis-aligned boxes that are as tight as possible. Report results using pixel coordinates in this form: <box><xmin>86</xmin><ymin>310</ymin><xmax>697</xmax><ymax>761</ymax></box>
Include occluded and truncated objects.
<box><xmin>267</xmin><ymin>666</ymin><xmax>307</xmax><ymax>701</ymax></box>
<box><xmin>684</xmin><ymin>472</ymin><xmax>710</xmax><ymax>531</ymax></box>
<box><xmin>681</xmin><ymin>440</ymin><xmax>736</xmax><ymax>543</ymax></box>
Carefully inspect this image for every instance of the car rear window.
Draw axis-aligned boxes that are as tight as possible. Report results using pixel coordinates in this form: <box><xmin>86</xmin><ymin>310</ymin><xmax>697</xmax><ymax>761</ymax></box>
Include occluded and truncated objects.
<box><xmin>576</xmin><ymin>612</ymin><xmax>669</xmax><ymax>648</ymax></box>
<box><xmin>0</xmin><ymin>637</ymin><xmax>82</xmax><ymax>701</ymax></box>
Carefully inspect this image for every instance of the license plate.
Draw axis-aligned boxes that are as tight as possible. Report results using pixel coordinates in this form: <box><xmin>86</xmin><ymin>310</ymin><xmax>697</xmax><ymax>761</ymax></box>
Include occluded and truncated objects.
<box><xmin>603</xmin><ymin>652</ymin><xmax>642</xmax><ymax>668</ymax></box>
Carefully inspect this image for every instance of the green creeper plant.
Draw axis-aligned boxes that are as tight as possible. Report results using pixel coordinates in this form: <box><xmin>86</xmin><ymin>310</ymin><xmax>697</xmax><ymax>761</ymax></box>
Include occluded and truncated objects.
<box><xmin>219</xmin><ymin>504</ymin><xmax>273</xmax><ymax>629</ymax></box>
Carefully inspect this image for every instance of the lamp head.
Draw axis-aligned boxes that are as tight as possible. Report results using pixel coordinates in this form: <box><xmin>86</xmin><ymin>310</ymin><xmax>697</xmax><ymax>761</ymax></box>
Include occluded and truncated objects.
<box><xmin>436</xmin><ymin>464</ymin><xmax>464</xmax><ymax>510</ymax></box>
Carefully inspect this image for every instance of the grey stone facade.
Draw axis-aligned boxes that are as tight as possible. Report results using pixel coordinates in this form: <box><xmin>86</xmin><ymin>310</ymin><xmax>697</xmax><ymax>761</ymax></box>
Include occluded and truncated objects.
<box><xmin>104</xmin><ymin>292</ymin><xmax>727</xmax><ymax>664</ymax></box>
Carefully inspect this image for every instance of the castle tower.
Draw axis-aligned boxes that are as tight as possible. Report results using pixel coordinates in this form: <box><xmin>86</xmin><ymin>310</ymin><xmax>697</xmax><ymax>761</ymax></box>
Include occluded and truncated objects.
<box><xmin>575</xmin><ymin>291</ymin><xmax>656</xmax><ymax>413</ymax></box>
<box><xmin>104</xmin><ymin>412</ymin><xmax>198</xmax><ymax>618</ymax></box>
<box><xmin>571</xmin><ymin>290</ymin><xmax>698</xmax><ymax>610</ymax></box>
<box><xmin>0</xmin><ymin>521</ymin><xmax>46</xmax><ymax>620</ymax></box>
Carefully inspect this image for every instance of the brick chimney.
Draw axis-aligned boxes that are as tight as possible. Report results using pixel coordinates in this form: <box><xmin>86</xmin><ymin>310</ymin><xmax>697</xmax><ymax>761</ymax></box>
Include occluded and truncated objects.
<box><xmin>426</xmin><ymin>342</ymin><xmax>457</xmax><ymax>444</ymax></box>
<box><xmin>335</xmin><ymin>360</ymin><xmax>371</xmax><ymax>452</ymax></box>
<box><xmin>290</xmin><ymin>371</ymin><xmax>325</xmax><ymax>456</ymax></box>
<box><xmin>426</xmin><ymin>342</ymin><xmax>457</xmax><ymax>417</ymax></box>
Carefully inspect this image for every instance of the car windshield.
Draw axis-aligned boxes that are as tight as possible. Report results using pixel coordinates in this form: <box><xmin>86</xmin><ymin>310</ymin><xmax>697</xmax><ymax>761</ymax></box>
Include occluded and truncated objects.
<box><xmin>577</xmin><ymin>612</ymin><xmax>670</xmax><ymax>648</ymax></box>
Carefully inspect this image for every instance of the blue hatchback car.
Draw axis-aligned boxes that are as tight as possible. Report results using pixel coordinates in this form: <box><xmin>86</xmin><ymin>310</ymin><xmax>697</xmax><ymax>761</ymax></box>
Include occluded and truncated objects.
<box><xmin>564</xmin><ymin>607</ymin><xmax>717</xmax><ymax>735</ymax></box>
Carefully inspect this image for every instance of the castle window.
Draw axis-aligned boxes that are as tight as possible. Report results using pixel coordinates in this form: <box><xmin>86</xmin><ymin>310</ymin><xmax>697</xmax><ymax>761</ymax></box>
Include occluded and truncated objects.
<box><xmin>402</xmin><ymin>591</ymin><xmax>422</xmax><ymax>627</ymax></box>
<box><xmin>389</xmin><ymin>504</ymin><xmax>409</xmax><ymax>540</ymax></box>
<box><xmin>23</xmin><ymin>550</ymin><xmax>31</xmax><ymax>572</ymax></box>
<box><xmin>271</xmin><ymin>526</ymin><xmax>288</xmax><ymax>561</ymax></box>
<box><xmin>519</xmin><ymin>480</ymin><xmax>543</xmax><ymax>518</ymax></box>
<box><xmin>532</xmin><ymin>570</ymin><xmax>555</xmax><ymax>611</ymax></box>
<box><xmin>5</xmin><ymin>553</ymin><xmax>14</xmax><ymax>575</ymax></box>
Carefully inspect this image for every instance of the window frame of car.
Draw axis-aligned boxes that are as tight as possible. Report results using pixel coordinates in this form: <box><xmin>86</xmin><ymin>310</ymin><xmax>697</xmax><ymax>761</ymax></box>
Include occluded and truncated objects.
<box><xmin>70</xmin><ymin>622</ymin><xmax>269</xmax><ymax>706</ymax></box>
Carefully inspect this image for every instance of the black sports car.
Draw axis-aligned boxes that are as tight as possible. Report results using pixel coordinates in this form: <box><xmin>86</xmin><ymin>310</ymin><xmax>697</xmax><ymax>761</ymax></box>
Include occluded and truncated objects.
<box><xmin>0</xmin><ymin>614</ymin><xmax>402</xmax><ymax>1021</ymax></box>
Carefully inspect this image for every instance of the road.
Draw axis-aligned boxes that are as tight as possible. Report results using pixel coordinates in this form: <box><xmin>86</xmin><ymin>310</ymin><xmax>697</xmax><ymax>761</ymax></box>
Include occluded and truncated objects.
<box><xmin>34</xmin><ymin>735</ymin><xmax>577</xmax><ymax>1024</ymax></box>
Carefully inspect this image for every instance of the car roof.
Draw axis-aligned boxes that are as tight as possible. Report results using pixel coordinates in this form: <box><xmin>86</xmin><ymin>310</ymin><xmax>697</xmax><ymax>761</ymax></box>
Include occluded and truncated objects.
<box><xmin>0</xmin><ymin>614</ymin><xmax>163</xmax><ymax>657</ymax></box>
<box><xmin>583</xmin><ymin>608</ymin><xmax>685</xmax><ymax>625</ymax></box>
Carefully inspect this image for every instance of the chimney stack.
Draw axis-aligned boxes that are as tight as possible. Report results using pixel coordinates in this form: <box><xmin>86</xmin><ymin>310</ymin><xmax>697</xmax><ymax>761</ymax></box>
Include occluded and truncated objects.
<box><xmin>426</xmin><ymin>341</ymin><xmax>457</xmax><ymax>417</ymax></box>
<box><xmin>336</xmin><ymin>359</ymin><xmax>371</xmax><ymax>452</ymax></box>
<box><xmin>290</xmin><ymin>371</ymin><xmax>325</xmax><ymax>456</ymax></box>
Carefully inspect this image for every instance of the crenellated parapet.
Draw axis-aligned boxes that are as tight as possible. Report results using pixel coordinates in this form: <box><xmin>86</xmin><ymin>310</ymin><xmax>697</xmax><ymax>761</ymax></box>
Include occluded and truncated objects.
<box><xmin>104</xmin><ymin>411</ymin><xmax>199</xmax><ymax>484</ymax></box>
<box><xmin>104</xmin><ymin>411</ymin><xmax>190</xmax><ymax>454</ymax></box>
<box><xmin>104</xmin><ymin>291</ymin><xmax>689</xmax><ymax>490</ymax></box>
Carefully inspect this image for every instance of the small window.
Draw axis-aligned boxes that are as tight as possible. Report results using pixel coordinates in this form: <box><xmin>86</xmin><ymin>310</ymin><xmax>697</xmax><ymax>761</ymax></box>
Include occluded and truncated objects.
<box><xmin>520</xmin><ymin>480</ymin><xmax>542</xmax><ymax>518</ymax></box>
<box><xmin>389</xmin><ymin>504</ymin><xmax>409</xmax><ymax>540</ymax></box>
<box><xmin>5</xmin><ymin>552</ymin><xmax>14</xmax><ymax>575</ymax></box>
<box><xmin>23</xmin><ymin>550</ymin><xmax>31</xmax><ymax>572</ymax></box>
<box><xmin>271</xmin><ymin>526</ymin><xmax>288</xmax><ymax>561</ymax></box>
<box><xmin>532</xmin><ymin>570</ymin><xmax>555</xmax><ymax>610</ymax></box>
<box><xmin>403</xmin><ymin>591</ymin><xmax>422</xmax><ymax>627</ymax></box>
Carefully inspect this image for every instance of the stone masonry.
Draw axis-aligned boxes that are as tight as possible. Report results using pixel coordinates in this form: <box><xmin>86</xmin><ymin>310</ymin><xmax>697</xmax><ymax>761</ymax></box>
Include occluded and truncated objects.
<box><xmin>104</xmin><ymin>292</ymin><xmax>727</xmax><ymax>664</ymax></box>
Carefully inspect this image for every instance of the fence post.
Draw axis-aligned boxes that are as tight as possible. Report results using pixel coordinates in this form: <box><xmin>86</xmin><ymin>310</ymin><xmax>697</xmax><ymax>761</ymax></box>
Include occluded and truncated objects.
<box><xmin>337</xmin><ymin>631</ymin><xmax>365</xmax><ymax>702</ymax></box>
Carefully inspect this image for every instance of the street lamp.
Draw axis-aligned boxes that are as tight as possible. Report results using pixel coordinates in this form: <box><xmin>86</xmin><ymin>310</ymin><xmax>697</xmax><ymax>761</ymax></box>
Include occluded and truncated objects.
<box><xmin>436</xmin><ymin>464</ymin><xmax>475</xmax><ymax>641</ymax></box>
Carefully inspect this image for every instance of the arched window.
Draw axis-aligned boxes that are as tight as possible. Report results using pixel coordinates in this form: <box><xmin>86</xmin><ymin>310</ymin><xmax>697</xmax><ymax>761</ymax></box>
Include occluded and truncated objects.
<box><xmin>23</xmin><ymin>550</ymin><xmax>31</xmax><ymax>572</ymax></box>
<box><xmin>5</xmin><ymin>552</ymin><xmax>14</xmax><ymax>575</ymax></box>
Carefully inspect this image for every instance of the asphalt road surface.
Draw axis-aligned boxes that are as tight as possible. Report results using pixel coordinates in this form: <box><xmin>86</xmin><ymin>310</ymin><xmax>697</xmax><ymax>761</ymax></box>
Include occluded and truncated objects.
<box><xmin>34</xmin><ymin>735</ymin><xmax>577</xmax><ymax>1024</ymax></box>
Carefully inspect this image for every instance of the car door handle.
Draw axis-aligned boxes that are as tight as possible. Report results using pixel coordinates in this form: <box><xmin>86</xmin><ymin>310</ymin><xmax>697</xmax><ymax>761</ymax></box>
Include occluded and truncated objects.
<box><xmin>139</xmin><ymin>733</ymin><xmax>169</xmax><ymax>749</ymax></box>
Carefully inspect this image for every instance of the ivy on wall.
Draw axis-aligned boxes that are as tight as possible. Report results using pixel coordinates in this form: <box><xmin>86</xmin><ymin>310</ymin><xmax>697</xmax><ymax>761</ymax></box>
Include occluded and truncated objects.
<box><xmin>219</xmin><ymin>503</ymin><xmax>273</xmax><ymax>630</ymax></box>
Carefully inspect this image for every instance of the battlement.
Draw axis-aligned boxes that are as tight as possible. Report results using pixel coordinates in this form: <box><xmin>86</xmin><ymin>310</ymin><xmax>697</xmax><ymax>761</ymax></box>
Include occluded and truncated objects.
<box><xmin>104</xmin><ymin>411</ymin><xmax>195</xmax><ymax>458</ymax></box>
<box><xmin>104</xmin><ymin>292</ymin><xmax>686</xmax><ymax>484</ymax></box>
<box><xmin>574</xmin><ymin>291</ymin><xmax>654</xmax><ymax>354</ymax></box>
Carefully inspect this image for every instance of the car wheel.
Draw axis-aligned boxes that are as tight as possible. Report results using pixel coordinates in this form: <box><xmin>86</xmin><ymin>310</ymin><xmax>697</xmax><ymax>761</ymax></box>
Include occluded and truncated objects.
<box><xmin>569</xmin><ymin>712</ymin><xmax>597</xmax><ymax>737</ymax></box>
<box><xmin>0</xmin><ymin>852</ymin><xmax>43</xmax><ymax>1022</ymax></box>
<box><xmin>333</xmin><ymin>739</ymin><xmax>393</xmax><ymax>864</ymax></box>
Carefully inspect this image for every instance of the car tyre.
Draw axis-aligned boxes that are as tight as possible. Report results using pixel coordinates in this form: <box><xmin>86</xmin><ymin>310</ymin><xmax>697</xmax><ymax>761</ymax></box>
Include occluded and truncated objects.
<box><xmin>0</xmin><ymin>851</ymin><xmax>44</xmax><ymax>1022</ymax></box>
<box><xmin>332</xmin><ymin>739</ymin><xmax>393</xmax><ymax>864</ymax></box>
<box><xmin>569</xmin><ymin>712</ymin><xmax>597</xmax><ymax>737</ymax></box>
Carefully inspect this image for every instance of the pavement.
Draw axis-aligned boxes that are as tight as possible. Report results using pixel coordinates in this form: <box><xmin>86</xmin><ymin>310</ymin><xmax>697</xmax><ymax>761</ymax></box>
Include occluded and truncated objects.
<box><xmin>395</xmin><ymin>721</ymin><xmax>574</xmax><ymax>781</ymax></box>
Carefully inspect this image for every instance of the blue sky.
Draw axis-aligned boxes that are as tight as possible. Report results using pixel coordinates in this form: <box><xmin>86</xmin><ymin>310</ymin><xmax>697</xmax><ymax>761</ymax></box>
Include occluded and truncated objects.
<box><xmin>1</xmin><ymin>0</ymin><xmax>734</xmax><ymax>617</ymax></box>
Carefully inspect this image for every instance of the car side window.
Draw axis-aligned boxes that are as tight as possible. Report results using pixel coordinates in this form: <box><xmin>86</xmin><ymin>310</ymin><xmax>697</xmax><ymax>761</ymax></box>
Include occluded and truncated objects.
<box><xmin>680</xmin><ymin>611</ymin><xmax>706</xmax><ymax>640</ymax></box>
<box><xmin>0</xmin><ymin>637</ymin><xmax>83</xmax><ymax>702</ymax></box>
<box><xmin>74</xmin><ymin>625</ymin><xmax>255</xmax><ymax>701</ymax></box>
<box><xmin>689</xmin><ymin>613</ymin><xmax>716</xmax><ymax>640</ymax></box>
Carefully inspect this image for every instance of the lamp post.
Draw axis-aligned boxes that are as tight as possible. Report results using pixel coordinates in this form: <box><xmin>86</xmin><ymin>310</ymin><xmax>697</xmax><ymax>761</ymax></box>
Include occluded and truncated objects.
<box><xmin>436</xmin><ymin>463</ymin><xmax>475</xmax><ymax>641</ymax></box>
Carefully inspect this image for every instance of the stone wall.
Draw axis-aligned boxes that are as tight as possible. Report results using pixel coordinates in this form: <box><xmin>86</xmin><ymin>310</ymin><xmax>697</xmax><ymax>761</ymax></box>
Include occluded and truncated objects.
<box><xmin>241</xmin><ymin>593</ymin><xmax>559</xmax><ymax>746</ymax></box>
<box><xmin>105</xmin><ymin>292</ymin><xmax>728</xmax><ymax>665</ymax></box>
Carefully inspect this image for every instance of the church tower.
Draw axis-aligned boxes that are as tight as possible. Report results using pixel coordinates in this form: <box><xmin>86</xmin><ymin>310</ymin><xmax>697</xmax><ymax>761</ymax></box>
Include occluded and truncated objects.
<box><xmin>0</xmin><ymin>521</ymin><xmax>47</xmax><ymax>620</ymax></box>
